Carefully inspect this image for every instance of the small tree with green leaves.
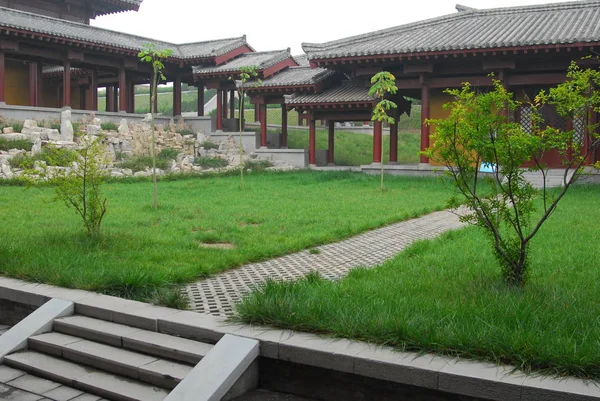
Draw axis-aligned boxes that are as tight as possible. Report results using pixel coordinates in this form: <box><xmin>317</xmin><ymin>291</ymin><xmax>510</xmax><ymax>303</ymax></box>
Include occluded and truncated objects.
<box><xmin>27</xmin><ymin>136</ymin><xmax>110</xmax><ymax>237</ymax></box>
<box><xmin>231</xmin><ymin>66</ymin><xmax>261</xmax><ymax>190</ymax></box>
<box><xmin>138</xmin><ymin>44</ymin><xmax>173</xmax><ymax>209</ymax></box>
<box><xmin>424</xmin><ymin>63</ymin><xmax>600</xmax><ymax>287</ymax></box>
<box><xmin>369</xmin><ymin>72</ymin><xmax>398</xmax><ymax>191</ymax></box>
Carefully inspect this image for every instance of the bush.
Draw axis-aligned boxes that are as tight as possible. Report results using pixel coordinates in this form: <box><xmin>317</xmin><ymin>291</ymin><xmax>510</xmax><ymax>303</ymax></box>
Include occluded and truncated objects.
<box><xmin>101</xmin><ymin>122</ymin><xmax>118</xmax><ymax>131</ymax></box>
<box><xmin>194</xmin><ymin>156</ymin><xmax>228</xmax><ymax>169</ymax></box>
<box><xmin>11</xmin><ymin>122</ymin><xmax>23</xmax><ymax>133</ymax></box>
<box><xmin>176</xmin><ymin>128</ymin><xmax>195</xmax><ymax>136</ymax></box>
<box><xmin>116</xmin><ymin>155</ymin><xmax>170</xmax><ymax>172</ymax></box>
<box><xmin>201</xmin><ymin>140</ymin><xmax>219</xmax><ymax>150</ymax></box>
<box><xmin>157</xmin><ymin>148</ymin><xmax>179</xmax><ymax>160</ymax></box>
<box><xmin>9</xmin><ymin>146</ymin><xmax>78</xmax><ymax>169</ymax></box>
<box><xmin>244</xmin><ymin>159</ymin><xmax>273</xmax><ymax>171</ymax></box>
<box><xmin>8</xmin><ymin>154</ymin><xmax>32</xmax><ymax>169</ymax></box>
<box><xmin>0</xmin><ymin>138</ymin><xmax>32</xmax><ymax>152</ymax></box>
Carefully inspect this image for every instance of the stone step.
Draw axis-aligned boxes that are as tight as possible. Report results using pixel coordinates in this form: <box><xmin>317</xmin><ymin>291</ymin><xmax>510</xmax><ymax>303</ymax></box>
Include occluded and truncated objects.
<box><xmin>54</xmin><ymin>315</ymin><xmax>212</xmax><ymax>364</ymax></box>
<box><xmin>29</xmin><ymin>332</ymin><xmax>192</xmax><ymax>389</ymax></box>
<box><xmin>4</xmin><ymin>350</ymin><xmax>169</xmax><ymax>401</ymax></box>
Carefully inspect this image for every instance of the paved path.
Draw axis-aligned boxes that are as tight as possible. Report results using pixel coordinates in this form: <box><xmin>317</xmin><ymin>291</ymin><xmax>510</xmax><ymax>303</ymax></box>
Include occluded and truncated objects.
<box><xmin>186</xmin><ymin>209</ymin><xmax>466</xmax><ymax>317</ymax></box>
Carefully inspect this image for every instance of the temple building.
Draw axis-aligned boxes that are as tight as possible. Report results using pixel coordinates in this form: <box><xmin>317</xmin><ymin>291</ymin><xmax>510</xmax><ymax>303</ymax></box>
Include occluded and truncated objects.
<box><xmin>292</xmin><ymin>0</ymin><xmax>600</xmax><ymax>168</ymax></box>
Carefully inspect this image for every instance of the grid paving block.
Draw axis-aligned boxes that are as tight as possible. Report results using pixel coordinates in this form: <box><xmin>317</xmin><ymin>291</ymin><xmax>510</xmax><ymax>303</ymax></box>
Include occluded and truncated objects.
<box><xmin>185</xmin><ymin>209</ymin><xmax>467</xmax><ymax>317</ymax></box>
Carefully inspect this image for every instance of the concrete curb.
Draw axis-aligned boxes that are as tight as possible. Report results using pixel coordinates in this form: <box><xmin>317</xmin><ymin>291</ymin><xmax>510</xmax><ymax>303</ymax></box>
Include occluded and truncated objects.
<box><xmin>1</xmin><ymin>277</ymin><xmax>599</xmax><ymax>401</ymax></box>
<box><xmin>0</xmin><ymin>298</ymin><xmax>74</xmax><ymax>363</ymax></box>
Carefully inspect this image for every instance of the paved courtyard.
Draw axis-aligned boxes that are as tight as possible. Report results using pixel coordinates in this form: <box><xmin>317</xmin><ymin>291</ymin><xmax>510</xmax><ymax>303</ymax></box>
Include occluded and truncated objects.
<box><xmin>186</xmin><ymin>209</ymin><xmax>466</xmax><ymax>316</ymax></box>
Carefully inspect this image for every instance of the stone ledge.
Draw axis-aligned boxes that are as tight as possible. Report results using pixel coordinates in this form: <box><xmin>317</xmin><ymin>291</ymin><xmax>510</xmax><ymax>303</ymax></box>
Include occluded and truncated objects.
<box><xmin>1</xmin><ymin>277</ymin><xmax>599</xmax><ymax>401</ymax></box>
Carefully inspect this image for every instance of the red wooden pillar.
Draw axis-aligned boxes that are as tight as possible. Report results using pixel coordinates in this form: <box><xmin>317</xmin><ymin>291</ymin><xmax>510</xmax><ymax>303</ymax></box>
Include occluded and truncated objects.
<box><xmin>36</xmin><ymin>63</ymin><xmax>43</xmax><ymax>107</ymax></box>
<box><xmin>173</xmin><ymin>76</ymin><xmax>182</xmax><ymax>116</ymax></box>
<box><xmin>229</xmin><ymin>90</ymin><xmax>235</xmax><ymax>118</ymax></box>
<box><xmin>328</xmin><ymin>121</ymin><xmax>335</xmax><ymax>165</ymax></box>
<box><xmin>390</xmin><ymin>120</ymin><xmax>399</xmax><ymax>164</ymax></box>
<box><xmin>63</xmin><ymin>59</ymin><xmax>71</xmax><ymax>107</ymax></box>
<box><xmin>128</xmin><ymin>81</ymin><xmax>135</xmax><ymax>113</ymax></box>
<box><xmin>259</xmin><ymin>103</ymin><xmax>267</xmax><ymax>148</ymax></box>
<box><xmin>373</xmin><ymin>120</ymin><xmax>383</xmax><ymax>164</ymax></box>
<box><xmin>28</xmin><ymin>62</ymin><xmax>38</xmax><ymax>106</ymax></box>
<box><xmin>297</xmin><ymin>113</ymin><xmax>303</xmax><ymax>126</ymax></box>
<box><xmin>309</xmin><ymin>118</ymin><xmax>316</xmax><ymax>166</ymax></box>
<box><xmin>80</xmin><ymin>86</ymin><xmax>87</xmax><ymax>110</ymax></box>
<box><xmin>0</xmin><ymin>51</ymin><xmax>5</xmax><ymax>104</ymax></box>
<box><xmin>197</xmin><ymin>82</ymin><xmax>204</xmax><ymax>116</ymax></box>
<box><xmin>118</xmin><ymin>68</ymin><xmax>127</xmax><ymax>112</ymax></box>
<box><xmin>222</xmin><ymin>90</ymin><xmax>228</xmax><ymax>119</ymax></box>
<box><xmin>216</xmin><ymin>89</ymin><xmax>223</xmax><ymax>131</ymax></box>
<box><xmin>106</xmin><ymin>86</ymin><xmax>113</xmax><ymax>112</ymax></box>
<box><xmin>254</xmin><ymin>105</ymin><xmax>259</xmax><ymax>122</ymax></box>
<box><xmin>281</xmin><ymin>105</ymin><xmax>288</xmax><ymax>148</ymax></box>
<box><xmin>90</xmin><ymin>69</ymin><xmax>98</xmax><ymax>111</ymax></box>
<box><xmin>420</xmin><ymin>84</ymin><xmax>431</xmax><ymax>164</ymax></box>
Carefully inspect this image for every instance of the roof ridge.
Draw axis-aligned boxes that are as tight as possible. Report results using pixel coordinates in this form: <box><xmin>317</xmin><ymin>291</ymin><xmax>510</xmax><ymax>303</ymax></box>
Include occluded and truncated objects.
<box><xmin>303</xmin><ymin>0</ymin><xmax>600</xmax><ymax>55</ymax></box>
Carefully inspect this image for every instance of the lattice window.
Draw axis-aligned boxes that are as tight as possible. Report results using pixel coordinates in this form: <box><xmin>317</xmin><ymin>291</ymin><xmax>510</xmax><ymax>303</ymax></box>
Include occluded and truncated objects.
<box><xmin>519</xmin><ymin>105</ymin><xmax>534</xmax><ymax>135</ymax></box>
<box><xmin>573</xmin><ymin>115</ymin><xmax>586</xmax><ymax>146</ymax></box>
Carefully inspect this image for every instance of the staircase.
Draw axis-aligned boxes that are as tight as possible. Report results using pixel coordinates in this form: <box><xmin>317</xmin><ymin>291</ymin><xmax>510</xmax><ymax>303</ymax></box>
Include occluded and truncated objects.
<box><xmin>3</xmin><ymin>314</ymin><xmax>214</xmax><ymax>401</ymax></box>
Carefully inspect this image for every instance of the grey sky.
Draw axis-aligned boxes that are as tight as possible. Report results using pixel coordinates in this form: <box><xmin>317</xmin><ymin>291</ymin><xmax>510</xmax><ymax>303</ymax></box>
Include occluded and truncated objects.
<box><xmin>91</xmin><ymin>0</ymin><xmax>560</xmax><ymax>55</ymax></box>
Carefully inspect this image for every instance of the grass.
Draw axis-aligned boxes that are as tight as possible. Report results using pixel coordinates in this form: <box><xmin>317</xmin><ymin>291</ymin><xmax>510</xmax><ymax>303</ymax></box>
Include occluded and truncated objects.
<box><xmin>97</xmin><ymin>91</ymin><xmax>205</xmax><ymax>115</ymax></box>
<box><xmin>194</xmin><ymin>156</ymin><xmax>228</xmax><ymax>169</ymax></box>
<box><xmin>0</xmin><ymin>171</ymin><xmax>451</xmax><ymax>304</ymax></box>
<box><xmin>236</xmin><ymin>184</ymin><xmax>600</xmax><ymax>379</ymax></box>
<box><xmin>0</xmin><ymin>138</ymin><xmax>32</xmax><ymax>152</ymax></box>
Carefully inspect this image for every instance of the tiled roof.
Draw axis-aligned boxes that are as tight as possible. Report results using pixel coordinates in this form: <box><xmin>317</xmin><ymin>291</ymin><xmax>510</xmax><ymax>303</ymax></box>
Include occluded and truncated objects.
<box><xmin>192</xmin><ymin>50</ymin><xmax>292</xmax><ymax>75</ymax></box>
<box><xmin>293</xmin><ymin>54</ymin><xmax>310</xmax><ymax>67</ymax></box>
<box><xmin>303</xmin><ymin>0</ymin><xmax>600</xmax><ymax>59</ymax></box>
<box><xmin>0</xmin><ymin>6</ymin><xmax>248</xmax><ymax>60</ymax></box>
<box><xmin>260</xmin><ymin>66</ymin><xmax>336</xmax><ymax>87</ymax></box>
<box><xmin>286</xmin><ymin>82</ymin><xmax>376</xmax><ymax>105</ymax></box>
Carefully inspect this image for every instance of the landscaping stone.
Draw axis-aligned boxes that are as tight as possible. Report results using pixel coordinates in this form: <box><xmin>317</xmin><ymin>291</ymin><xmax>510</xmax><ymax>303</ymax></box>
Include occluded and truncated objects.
<box><xmin>60</xmin><ymin>109</ymin><xmax>74</xmax><ymax>142</ymax></box>
<box><xmin>0</xmin><ymin>133</ymin><xmax>27</xmax><ymax>141</ymax></box>
<box><xmin>47</xmin><ymin>129</ymin><xmax>61</xmax><ymax>141</ymax></box>
<box><xmin>2</xmin><ymin>127</ymin><xmax>13</xmax><ymax>134</ymax></box>
<box><xmin>1</xmin><ymin>164</ymin><xmax>12</xmax><ymax>179</ymax></box>
<box><xmin>87</xmin><ymin>125</ymin><xmax>101</xmax><ymax>136</ymax></box>
<box><xmin>118</xmin><ymin>119</ymin><xmax>129</xmax><ymax>135</ymax></box>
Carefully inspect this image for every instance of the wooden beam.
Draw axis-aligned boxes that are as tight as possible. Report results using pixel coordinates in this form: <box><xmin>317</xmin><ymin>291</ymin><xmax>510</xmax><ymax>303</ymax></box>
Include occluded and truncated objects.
<box><xmin>482</xmin><ymin>59</ymin><xmax>516</xmax><ymax>70</ymax></box>
<box><xmin>403</xmin><ymin>63</ymin><xmax>434</xmax><ymax>74</ymax></box>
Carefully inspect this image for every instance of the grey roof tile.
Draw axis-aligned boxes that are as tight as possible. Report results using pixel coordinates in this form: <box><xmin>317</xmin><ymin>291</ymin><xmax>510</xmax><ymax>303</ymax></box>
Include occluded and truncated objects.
<box><xmin>192</xmin><ymin>50</ymin><xmax>292</xmax><ymax>75</ymax></box>
<box><xmin>303</xmin><ymin>0</ymin><xmax>600</xmax><ymax>59</ymax></box>
<box><xmin>286</xmin><ymin>82</ymin><xmax>376</xmax><ymax>105</ymax></box>
<box><xmin>0</xmin><ymin>6</ymin><xmax>247</xmax><ymax>60</ymax></box>
<box><xmin>293</xmin><ymin>54</ymin><xmax>310</xmax><ymax>67</ymax></box>
<box><xmin>259</xmin><ymin>66</ymin><xmax>336</xmax><ymax>87</ymax></box>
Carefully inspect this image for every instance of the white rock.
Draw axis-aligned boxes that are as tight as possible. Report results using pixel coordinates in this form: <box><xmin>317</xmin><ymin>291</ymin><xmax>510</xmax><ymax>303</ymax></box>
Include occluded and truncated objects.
<box><xmin>143</xmin><ymin>113</ymin><xmax>152</xmax><ymax>123</ymax></box>
<box><xmin>122</xmin><ymin>169</ymin><xmax>133</xmax><ymax>176</ymax></box>
<box><xmin>31</xmin><ymin>139</ymin><xmax>42</xmax><ymax>155</ymax></box>
<box><xmin>0</xmin><ymin>133</ymin><xmax>27</xmax><ymax>141</ymax></box>
<box><xmin>2</xmin><ymin>127</ymin><xmax>13</xmax><ymax>134</ymax></box>
<box><xmin>197</xmin><ymin>133</ymin><xmax>206</xmax><ymax>143</ymax></box>
<box><xmin>60</xmin><ymin>109</ymin><xmax>74</xmax><ymax>142</ymax></box>
<box><xmin>121</xmin><ymin>140</ymin><xmax>133</xmax><ymax>152</ymax></box>
<box><xmin>87</xmin><ymin>125</ymin><xmax>101</xmax><ymax>136</ymax></box>
<box><xmin>23</xmin><ymin>120</ymin><xmax>38</xmax><ymax>129</ymax></box>
<box><xmin>47</xmin><ymin>129</ymin><xmax>61</xmax><ymax>141</ymax></box>
<box><xmin>118</xmin><ymin>119</ymin><xmax>129</xmax><ymax>135</ymax></box>
<box><xmin>1</xmin><ymin>164</ymin><xmax>13</xmax><ymax>178</ymax></box>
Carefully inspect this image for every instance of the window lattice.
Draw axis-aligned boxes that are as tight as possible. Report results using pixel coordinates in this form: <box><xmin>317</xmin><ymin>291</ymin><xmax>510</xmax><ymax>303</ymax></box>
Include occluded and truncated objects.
<box><xmin>519</xmin><ymin>105</ymin><xmax>534</xmax><ymax>135</ymax></box>
<box><xmin>573</xmin><ymin>115</ymin><xmax>586</xmax><ymax>146</ymax></box>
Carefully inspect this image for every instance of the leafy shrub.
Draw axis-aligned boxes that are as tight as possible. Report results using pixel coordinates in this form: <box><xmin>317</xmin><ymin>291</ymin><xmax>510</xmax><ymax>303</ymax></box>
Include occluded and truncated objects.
<box><xmin>0</xmin><ymin>138</ymin><xmax>32</xmax><ymax>151</ymax></box>
<box><xmin>9</xmin><ymin>146</ymin><xmax>78</xmax><ymax>169</ymax></box>
<box><xmin>49</xmin><ymin>121</ymin><xmax>61</xmax><ymax>131</ymax></box>
<box><xmin>244</xmin><ymin>159</ymin><xmax>273</xmax><ymax>171</ymax></box>
<box><xmin>116</xmin><ymin>155</ymin><xmax>169</xmax><ymax>172</ymax></box>
<box><xmin>101</xmin><ymin>122</ymin><xmax>118</xmax><ymax>131</ymax></box>
<box><xmin>194</xmin><ymin>156</ymin><xmax>228</xmax><ymax>169</ymax></box>
<box><xmin>158</xmin><ymin>148</ymin><xmax>179</xmax><ymax>160</ymax></box>
<box><xmin>201</xmin><ymin>140</ymin><xmax>219</xmax><ymax>150</ymax></box>
<box><xmin>9</xmin><ymin>154</ymin><xmax>32</xmax><ymax>169</ymax></box>
<box><xmin>176</xmin><ymin>128</ymin><xmax>195</xmax><ymax>136</ymax></box>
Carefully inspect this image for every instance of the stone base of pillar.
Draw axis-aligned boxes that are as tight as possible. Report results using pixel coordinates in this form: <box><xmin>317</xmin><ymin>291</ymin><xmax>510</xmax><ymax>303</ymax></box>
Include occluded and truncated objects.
<box><xmin>371</xmin><ymin>162</ymin><xmax>383</xmax><ymax>167</ymax></box>
<box><xmin>419</xmin><ymin>162</ymin><xmax>432</xmax><ymax>168</ymax></box>
<box><xmin>327</xmin><ymin>163</ymin><xmax>336</xmax><ymax>167</ymax></box>
<box><xmin>388</xmin><ymin>161</ymin><xmax>399</xmax><ymax>165</ymax></box>
<box><xmin>309</xmin><ymin>164</ymin><xmax>317</xmax><ymax>168</ymax></box>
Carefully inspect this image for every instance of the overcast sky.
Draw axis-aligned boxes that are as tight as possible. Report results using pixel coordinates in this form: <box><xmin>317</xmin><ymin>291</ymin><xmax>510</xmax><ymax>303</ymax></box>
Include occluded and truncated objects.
<box><xmin>91</xmin><ymin>0</ymin><xmax>559</xmax><ymax>55</ymax></box>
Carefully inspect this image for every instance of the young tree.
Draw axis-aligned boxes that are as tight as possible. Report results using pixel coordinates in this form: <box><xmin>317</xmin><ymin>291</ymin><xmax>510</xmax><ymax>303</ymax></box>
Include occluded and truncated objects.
<box><xmin>369</xmin><ymin>72</ymin><xmax>398</xmax><ymax>191</ymax></box>
<box><xmin>424</xmin><ymin>64</ymin><xmax>600</xmax><ymax>286</ymax></box>
<box><xmin>231</xmin><ymin>66</ymin><xmax>261</xmax><ymax>190</ymax></box>
<box><xmin>28</xmin><ymin>136</ymin><xmax>110</xmax><ymax>237</ymax></box>
<box><xmin>138</xmin><ymin>44</ymin><xmax>173</xmax><ymax>209</ymax></box>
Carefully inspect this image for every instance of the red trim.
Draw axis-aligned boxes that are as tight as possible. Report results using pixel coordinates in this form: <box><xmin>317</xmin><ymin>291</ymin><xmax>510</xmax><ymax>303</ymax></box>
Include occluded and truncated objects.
<box><xmin>262</xmin><ymin>58</ymin><xmax>298</xmax><ymax>79</ymax></box>
<box><xmin>214</xmin><ymin>45</ymin><xmax>253</xmax><ymax>65</ymax></box>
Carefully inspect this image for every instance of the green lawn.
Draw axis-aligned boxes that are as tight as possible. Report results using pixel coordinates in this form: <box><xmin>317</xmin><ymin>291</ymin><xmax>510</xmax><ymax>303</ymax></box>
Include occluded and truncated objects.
<box><xmin>0</xmin><ymin>171</ymin><xmax>450</xmax><ymax>303</ymax></box>
<box><xmin>97</xmin><ymin>91</ymin><xmax>198</xmax><ymax>114</ymax></box>
<box><xmin>236</xmin><ymin>184</ymin><xmax>600</xmax><ymax>379</ymax></box>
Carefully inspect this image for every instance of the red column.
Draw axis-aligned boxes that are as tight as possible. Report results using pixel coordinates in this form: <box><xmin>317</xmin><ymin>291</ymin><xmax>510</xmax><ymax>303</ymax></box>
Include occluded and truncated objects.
<box><xmin>259</xmin><ymin>103</ymin><xmax>267</xmax><ymax>148</ymax></box>
<box><xmin>309</xmin><ymin>118</ymin><xmax>316</xmax><ymax>166</ymax></box>
<box><xmin>216</xmin><ymin>89</ymin><xmax>223</xmax><ymax>131</ymax></box>
<box><xmin>106</xmin><ymin>86</ymin><xmax>113</xmax><ymax>112</ymax></box>
<box><xmin>63</xmin><ymin>59</ymin><xmax>71</xmax><ymax>107</ymax></box>
<box><xmin>128</xmin><ymin>81</ymin><xmax>135</xmax><ymax>113</ymax></box>
<box><xmin>297</xmin><ymin>113</ymin><xmax>303</xmax><ymax>126</ymax></box>
<box><xmin>119</xmin><ymin>68</ymin><xmax>127</xmax><ymax>112</ymax></box>
<box><xmin>328</xmin><ymin>121</ymin><xmax>335</xmax><ymax>165</ymax></box>
<box><xmin>89</xmin><ymin>69</ymin><xmax>98</xmax><ymax>111</ymax></box>
<box><xmin>373</xmin><ymin>120</ymin><xmax>383</xmax><ymax>163</ymax></box>
<box><xmin>197</xmin><ymin>83</ymin><xmax>204</xmax><ymax>116</ymax></box>
<box><xmin>281</xmin><ymin>105</ymin><xmax>288</xmax><ymax>148</ymax></box>
<box><xmin>80</xmin><ymin>86</ymin><xmax>87</xmax><ymax>110</ymax></box>
<box><xmin>36</xmin><ymin>63</ymin><xmax>43</xmax><ymax>107</ymax></box>
<box><xmin>0</xmin><ymin>51</ymin><xmax>5</xmax><ymax>104</ymax></box>
<box><xmin>29</xmin><ymin>62</ymin><xmax>37</xmax><ymax>106</ymax></box>
<box><xmin>390</xmin><ymin>120</ymin><xmax>399</xmax><ymax>164</ymax></box>
<box><xmin>222</xmin><ymin>90</ymin><xmax>228</xmax><ymax>119</ymax></box>
<box><xmin>420</xmin><ymin>84</ymin><xmax>431</xmax><ymax>164</ymax></box>
<box><xmin>229</xmin><ymin>90</ymin><xmax>235</xmax><ymax>118</ymax></box>
<box><xmin>173</xmin><ymin>76</ymin><xmax>182</xmax><ymax>116</ymax></box>
<box><xmin>254</xmin><ymin>105</ymin><xmax>259</xmax><ymax>122</ymax></box>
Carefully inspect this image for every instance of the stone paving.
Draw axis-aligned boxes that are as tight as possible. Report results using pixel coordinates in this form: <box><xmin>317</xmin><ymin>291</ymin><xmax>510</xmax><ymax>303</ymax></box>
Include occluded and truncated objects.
<box><xmin>0</xmin><ymin>365</ymin><xmax>105</xmax><ymax>401</ymax></box>
<box><xmin>186</xmin><ymin>209</ymin><xmax>466</xmax><ymax>316</ymax></box>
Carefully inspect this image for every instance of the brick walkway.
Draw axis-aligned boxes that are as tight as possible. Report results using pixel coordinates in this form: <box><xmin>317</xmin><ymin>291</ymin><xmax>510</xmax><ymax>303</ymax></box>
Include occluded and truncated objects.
<box><xmin>186</xmin><ymin>209</ymin><xmax>466</xmax><ymax>317</ymax></box>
